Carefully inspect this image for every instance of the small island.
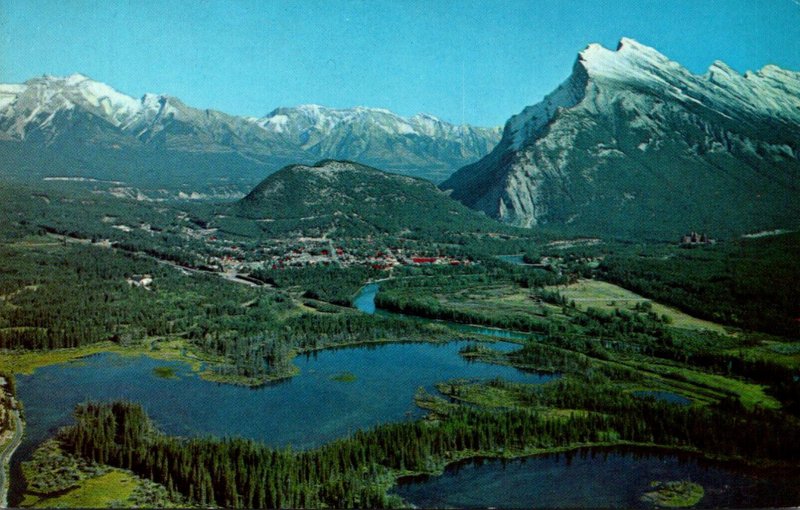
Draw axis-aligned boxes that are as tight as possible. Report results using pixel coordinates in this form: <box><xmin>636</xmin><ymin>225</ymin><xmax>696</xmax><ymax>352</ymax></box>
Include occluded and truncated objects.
<box><xmin>152</xmin><ymin>366</ymin><xmax>177</xmax><ymax>379</ymax></box>
<box><xmin>641</xmin><ymin>480</ymin><xmax>705</xmax><ymax>508</ymax></box>
<box><xmin>330</xmin><ymin>371</ymin><xmax>357</xmax><ymax>383</ymax></box>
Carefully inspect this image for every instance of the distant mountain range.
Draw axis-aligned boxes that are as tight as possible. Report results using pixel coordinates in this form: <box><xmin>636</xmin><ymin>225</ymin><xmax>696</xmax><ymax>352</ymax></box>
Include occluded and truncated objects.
<box><xmin>0</xmin><ymin>74</ymin><xmax>500</xmax><ymax>190</ymax></box>
<box><xmin>442</xmin><ymin>38</ymin><xmax>800</xmax><ymax>238</ymax></box>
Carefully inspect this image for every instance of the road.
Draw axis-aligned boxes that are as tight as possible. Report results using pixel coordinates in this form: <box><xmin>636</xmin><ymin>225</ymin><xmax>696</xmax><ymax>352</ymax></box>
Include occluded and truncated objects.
<box><xmin>0</xmin><ymin>410</ymin><xmax>23</xmax><ymax>509</ymax></box>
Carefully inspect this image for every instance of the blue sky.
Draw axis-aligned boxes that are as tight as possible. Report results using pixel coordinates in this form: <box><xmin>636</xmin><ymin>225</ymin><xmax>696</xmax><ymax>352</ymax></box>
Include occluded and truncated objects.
<box><xmin>2</xmin><ymin>0</ymin><xmax>799</xmax><ymax>126</ymax></box>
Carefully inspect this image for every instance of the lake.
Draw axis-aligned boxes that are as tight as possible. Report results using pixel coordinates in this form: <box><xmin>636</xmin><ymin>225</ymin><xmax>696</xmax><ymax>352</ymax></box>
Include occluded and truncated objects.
<box><xmin>393</xmin><ymin>446</ymin><xmax>800</xmax><ymax>508</ymax></box>
<box><xmin>11</xmin><ymin>340</ymin><xmax>550</xmax><ymax>504</ymax></box>
<box><xmin>11</xmin><ymin>282</ymin><xmax>791</xmax><ymax>507</ymax></box>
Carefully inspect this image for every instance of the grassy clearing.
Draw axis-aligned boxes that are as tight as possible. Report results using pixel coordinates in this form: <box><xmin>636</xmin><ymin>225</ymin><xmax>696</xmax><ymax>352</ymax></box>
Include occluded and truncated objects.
<box><xmin>438</xmin><ymin>381</ymin><xmax>513</xmax><ymax>408</ymax></box>
<box><xmin>728</xmin><ymin>340</ymin><xmax>800</xmax><ymax>370</ymax></box>
<box><xmin>394</xmin><ymin>281</ymin><xmax>564</xmax><ymax>322</ymax></box>
<box><xmin>434</xmin><ymin>381</ymin><xmax>594</xmax><ymax>422</ymax></box>
<box><xmin>435</xmin><ymin>380</ymin><xmax>527</xmax><ymax>408</ymax></box>
<box><xmin>624</xmin><ymin>358</ymin><xmax>780</xmax><ymax>410</ymax></box>
<box><xmin>22</xmin><ymin>470</ymin><xmax>139</xmax><ymax>508</ymax></box>
<box><xmin>457</xmin><ymin>285</ymin><xmax>563</xmax><ymax>318</ymax></box>
<box><xmin>548</xmin><ymin>280</ymin><xmax>730</xmax><ymax>335</ymax></box>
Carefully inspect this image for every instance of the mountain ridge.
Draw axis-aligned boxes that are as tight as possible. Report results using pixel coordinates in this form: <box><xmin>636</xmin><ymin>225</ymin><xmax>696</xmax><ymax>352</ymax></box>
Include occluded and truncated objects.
<box><xmin>442</xmin><ymin>38</ymin><xmax>800</xmax><ymax>238</ymax></box>
<box><xmin>0</xmin><ymin>74</ymin><xmax>501</xmax><ymax>185</ymax></box>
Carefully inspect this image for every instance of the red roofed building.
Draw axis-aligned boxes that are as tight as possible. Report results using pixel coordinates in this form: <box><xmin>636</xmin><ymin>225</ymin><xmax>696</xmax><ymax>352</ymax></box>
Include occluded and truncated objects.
<box><xmin>412</xmin><ymin>257</ymin><xmax>437</xmax><ymax>264</ymax></box>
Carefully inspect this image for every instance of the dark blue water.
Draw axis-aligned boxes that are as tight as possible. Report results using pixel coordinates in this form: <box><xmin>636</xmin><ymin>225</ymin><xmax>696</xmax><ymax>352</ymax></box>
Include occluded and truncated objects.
<box><xmin>633</xmin><ymin>390</ymin><xmax>692</xmax><ymax>406</ymax></box>
<box><xmin>353</xmin><ymin>282</ymin><xmax>380</xmax><ymax>314</ymax></box>
<box><xmin>11</xmin><ymin>341</ymin><xmax>555</xmax><ymax>503</ymax></box>
<box><xmin>17</xmin><ymin>345</ymin><xmax>550</xmax><ymax>449</ymax></box>
<box><xmin>393</xmin><ymin>447</ymin><xmax>800</xmax><ymax>508</ymax></box>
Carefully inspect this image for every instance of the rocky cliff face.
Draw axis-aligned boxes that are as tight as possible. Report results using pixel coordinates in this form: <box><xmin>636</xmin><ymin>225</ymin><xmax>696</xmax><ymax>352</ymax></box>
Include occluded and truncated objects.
<box><xmin>442</xmin><ymin>38</ymin><xmax>800</xmax><ymax>238</ymax></box>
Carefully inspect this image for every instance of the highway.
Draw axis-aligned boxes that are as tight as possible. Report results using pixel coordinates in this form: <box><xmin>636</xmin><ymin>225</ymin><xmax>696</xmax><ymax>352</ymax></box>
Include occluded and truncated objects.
<box><xmin>0</xmin><ymin>410</ymin><xmax>23</xmax><ymax>509</ymax></box>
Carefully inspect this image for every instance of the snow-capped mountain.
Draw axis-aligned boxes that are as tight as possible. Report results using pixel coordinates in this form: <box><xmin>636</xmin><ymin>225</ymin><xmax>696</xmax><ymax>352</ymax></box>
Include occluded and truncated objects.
<box><xmin>251</xmin><ymin>105</ymin><xmax>500</xmax><ymax>180</ymax></box>
<box><xmin>0</xmin><ymin>74</ymin><xmax>501</xmax><ymax>186</ymax></box>
<box><xmin>442</xmin><ymin>38</ymin><xmax>800</xmax><ymax>238</ymax></box>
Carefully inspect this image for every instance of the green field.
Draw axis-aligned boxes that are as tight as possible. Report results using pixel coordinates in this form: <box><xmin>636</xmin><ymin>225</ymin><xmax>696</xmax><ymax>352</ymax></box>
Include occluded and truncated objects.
<box><xmin>547</xmin><ymin>279</ymin><xmax>730</xmax><ymax>335</ymax></box>
<box><xmin>22</xmin><ymin>470</ymin><xmax>139</xmax><ymax>508</ymax></box>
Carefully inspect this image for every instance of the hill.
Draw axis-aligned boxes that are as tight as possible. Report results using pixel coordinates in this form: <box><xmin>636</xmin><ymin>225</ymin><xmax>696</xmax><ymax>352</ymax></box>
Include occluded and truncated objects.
<box><xmin>237</xmin><ymin>160</ymin><xmax>502</xmax><ymax>238</ymax></box>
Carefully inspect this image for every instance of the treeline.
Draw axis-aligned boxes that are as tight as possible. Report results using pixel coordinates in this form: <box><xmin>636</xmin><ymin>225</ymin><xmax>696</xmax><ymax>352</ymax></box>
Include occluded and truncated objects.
<box><xmin>0</xmin><ymin>180</ymin><xmax>219</xmax><ymax>269</ymax></box>
<box><xmin>0</xmin><ymin>240</ymin><xmax>459</xmax><ymax>383</ymax></box>
<box><xmin>59</xmin><ymin>389</ymin><xmax>800</xmax><ymax>509</ymax></box>
<box><xmin>0</xmin><ymin>243</ymin><xmax>300</xmax><ymax>352</ymax></box>
<box><xmin>0</xmin><ymin>244</ymin><xmax>174</xmax><ymax>350</ymax></box>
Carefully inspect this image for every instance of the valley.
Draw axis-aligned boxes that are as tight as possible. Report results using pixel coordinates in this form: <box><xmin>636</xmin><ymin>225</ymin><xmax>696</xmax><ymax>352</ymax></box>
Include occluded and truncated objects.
<box><xmin>1</xmin><ymin>177</ymin><xmax>798</xmax><ymax>507</ymax></box>
<box><xmin>1</xmin><ymin>9</ymin><xmax>799</xmax><ymax>507</ymax></box>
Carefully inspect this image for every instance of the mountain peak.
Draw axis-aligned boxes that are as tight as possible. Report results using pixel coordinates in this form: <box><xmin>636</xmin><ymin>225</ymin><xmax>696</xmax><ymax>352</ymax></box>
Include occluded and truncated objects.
<box><xmin>577</xmin><ymin>37</ymin><xmax>680</xmax><ymax>83</ymax></box>
<box><xmin>282</xmin><ymin>159</ymin><xmax>398</xmax><ymax>180</ymax></box>
<box><xmin>64</xmin><ymin>73</ymin><xmax>90</xmax><ymax>85</ymax></box>
<box><xmin>0</xmin><ymin>75</ymin><xmax>501</xmax><ymax>182</ymax></box>
<box><xmin>306</xmin><ymin>159</ymin><xmax>368</xmax><ymax>173</ymax></box>
<box><xmin>615</xmin><ymin>37</ymin><xmax>655</xmax><ymax>53</ymax></box>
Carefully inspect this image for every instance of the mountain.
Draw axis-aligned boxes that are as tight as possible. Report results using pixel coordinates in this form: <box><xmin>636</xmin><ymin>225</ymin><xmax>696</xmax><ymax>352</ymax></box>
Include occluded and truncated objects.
<box><xmin>251</xmin><ymin>105</ymin><xmax>500</xmax><ymax>181</ymax></box>
<box><xmin>442</xmin><ymin>38</ymin><xmax>800</xmax><ymax>239</ymax></box>
<box><xmin>0</xmin><ymin>74</ymin><xmax>500</xmax><ymax>191</ymax></box>
<box><xmin>237</xmin><ymin>159</ymin><xmax>500</xmax><ymax>237</ymax></box>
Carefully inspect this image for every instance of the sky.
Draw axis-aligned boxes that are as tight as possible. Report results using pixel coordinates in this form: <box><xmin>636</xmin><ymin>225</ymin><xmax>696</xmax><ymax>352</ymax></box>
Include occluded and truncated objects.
<box><xmin>1</xmin><ymin>0</ymin><xmax>799</xmax><ymax>126</ymax></box>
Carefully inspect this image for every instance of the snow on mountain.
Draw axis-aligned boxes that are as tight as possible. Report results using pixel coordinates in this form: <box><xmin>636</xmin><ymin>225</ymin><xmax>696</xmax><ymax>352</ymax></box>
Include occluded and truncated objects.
<box><xmin>254</xmin><ymin>104</ymin><xmax>486</xmax><ymax>141</ymax></box>
<box><xmin>0</xmin><ymin>74</ymin><xmax>501</xmax><ymax>182</ymax></box>
<box><xmin>442</xmin><ymin>38</ymin><xmax>800</xmax><ymax>238</ymax></box>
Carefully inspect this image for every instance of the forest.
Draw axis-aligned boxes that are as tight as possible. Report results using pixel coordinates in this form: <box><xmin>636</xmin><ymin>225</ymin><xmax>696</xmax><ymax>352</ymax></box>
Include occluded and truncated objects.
<box><xmin>593</xmin><ymin>235</ymin><xmax>800</xmax><ymax>337</ymax></box>
<box><xmin>55</xmin><ymin>381</ymin><xmax>800</xmax><ymax>509</ymax></box>
<box><xmin>2</xmin><ymin>179</ymin><xmax>800</xmax><ymax>508</ymax></box>
<box><xmin>0</xmin><ymin>236</ymin><xmax>449</xmax><ymax>384</ymax></box>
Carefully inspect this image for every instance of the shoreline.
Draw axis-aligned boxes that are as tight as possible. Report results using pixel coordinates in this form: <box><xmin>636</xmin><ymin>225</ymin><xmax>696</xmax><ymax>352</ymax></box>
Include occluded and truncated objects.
<box><xmin>386</xmin><ymin>440</ymin><xmax>800</xmax><ymax>504</ymax></box>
